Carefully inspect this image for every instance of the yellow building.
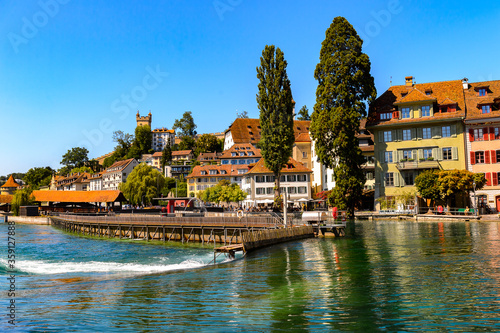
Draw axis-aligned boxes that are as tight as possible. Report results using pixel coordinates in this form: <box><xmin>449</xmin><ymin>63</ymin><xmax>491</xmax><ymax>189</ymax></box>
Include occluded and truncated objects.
<box><xmin>367</xmin><ymin>77</ymin><xmax>467</xmax><ymax>210</ymax></box>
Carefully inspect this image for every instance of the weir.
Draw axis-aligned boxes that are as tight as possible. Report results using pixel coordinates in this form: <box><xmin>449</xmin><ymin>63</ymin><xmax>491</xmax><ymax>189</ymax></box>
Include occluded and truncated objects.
<box><xmin>49</xmin><ymin>214</ymin><xmax>317</xmax><ymax>257</ymax></box>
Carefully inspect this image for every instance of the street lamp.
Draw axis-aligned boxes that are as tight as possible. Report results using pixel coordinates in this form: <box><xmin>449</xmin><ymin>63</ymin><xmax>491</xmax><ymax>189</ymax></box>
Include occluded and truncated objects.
<box><xmin>473</xmin><ymin>180</ymin><xmax>477</xmax><ymax>216</ymax></box>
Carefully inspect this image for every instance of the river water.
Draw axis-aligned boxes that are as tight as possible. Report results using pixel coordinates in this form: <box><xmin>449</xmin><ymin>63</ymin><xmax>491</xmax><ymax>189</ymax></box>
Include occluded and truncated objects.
<box><xmin>1</xmin><ymin>220</ymin><xmax>500</xmax><ymax>332</ymax></box>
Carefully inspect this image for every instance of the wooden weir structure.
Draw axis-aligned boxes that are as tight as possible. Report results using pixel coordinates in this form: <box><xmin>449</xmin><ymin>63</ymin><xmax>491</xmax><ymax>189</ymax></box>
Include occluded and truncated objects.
<box><xmin>50</xmin><ymin>214</ymin><xmax>317</xmax><ymax>261</ymax></box>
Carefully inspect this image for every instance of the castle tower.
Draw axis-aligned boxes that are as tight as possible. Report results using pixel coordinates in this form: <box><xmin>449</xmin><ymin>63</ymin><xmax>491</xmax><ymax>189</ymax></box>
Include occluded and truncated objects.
<box><xmin>136</xmin><ymin>111</ymin><xmax>152</xmax><ymax>128</ymax></box>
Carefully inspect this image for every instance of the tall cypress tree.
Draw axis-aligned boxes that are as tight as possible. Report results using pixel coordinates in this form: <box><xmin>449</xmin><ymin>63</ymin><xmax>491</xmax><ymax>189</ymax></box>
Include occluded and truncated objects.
<box><xmin>310</xmin><ymin>17</ymin><xmax>377</xmax><ymax>218</ymax></box>
<box><xmin>256</xmin><ymin>45</ymin><xmax>295</xmax><ymax>207</ymax></box>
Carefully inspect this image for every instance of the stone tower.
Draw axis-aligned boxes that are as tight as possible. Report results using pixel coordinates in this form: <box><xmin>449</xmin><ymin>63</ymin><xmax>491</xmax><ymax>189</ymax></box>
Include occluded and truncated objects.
<box><xmin>136</xmin><ymin>111</ymin><xmax>152</xmax><ymax>128</ymax></box>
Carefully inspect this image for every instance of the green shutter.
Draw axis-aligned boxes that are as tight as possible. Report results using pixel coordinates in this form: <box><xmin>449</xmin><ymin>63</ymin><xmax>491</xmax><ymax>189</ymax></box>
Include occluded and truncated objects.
<box><xmin>432</xmin><ymin>127</ymin><xmax>441</xmax><ymax>139</ymax></box>
<box><xmin>451</xmin><ymin>124</ymin><xmax>457</xmax><ymax>137</ymax></box>
<box><xmin>417</xmin><ymin>128</ymin><xmax>422</xmax><ymax>140</ymax></box>
<box><xmin>378</xmin><ymin>131</ymin><xmax>383</xmax><ymax>142</ymax></box>
<box><xmin>411</xmin><ymin>128</ymin><xmax>416</xmax><ymax>140</ymax></box>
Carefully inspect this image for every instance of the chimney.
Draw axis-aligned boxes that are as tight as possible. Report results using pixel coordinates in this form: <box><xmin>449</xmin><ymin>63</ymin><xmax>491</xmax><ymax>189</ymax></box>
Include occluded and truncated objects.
<box><xmin>405</xmin><ymin>76</ymin><xmax>414</xmax><ymax>87</ymax></box>
<box><xmin>462</xmin><ymin>78</ymin><xmax>469</xmax><ymax>90</ymax></box>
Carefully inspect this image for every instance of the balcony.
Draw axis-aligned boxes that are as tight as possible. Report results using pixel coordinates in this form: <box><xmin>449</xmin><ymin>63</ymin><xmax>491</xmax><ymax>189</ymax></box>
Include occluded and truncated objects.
<box><xmin>396</xmin><ymin>159</ymin><xmax>440</xmax><ymax>170</ymax></box>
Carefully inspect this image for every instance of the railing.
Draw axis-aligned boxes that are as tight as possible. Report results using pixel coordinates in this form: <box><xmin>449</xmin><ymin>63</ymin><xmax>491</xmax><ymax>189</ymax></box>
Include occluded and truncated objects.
<box><xmin>396</xmin><ymin>160</ymin><xmax>440</xmax><ymax>170</ymax></box>
<box><xmin>416</xmin><ymin>206</ymin><xmax>481</xmax><ymax>216</ymax></box>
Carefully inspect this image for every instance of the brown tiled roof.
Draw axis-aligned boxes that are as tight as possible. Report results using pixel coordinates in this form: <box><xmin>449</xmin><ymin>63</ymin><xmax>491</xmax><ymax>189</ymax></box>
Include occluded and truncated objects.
<box><xmin>219</xmin><ymin>143</ymin><xmax>261</xmax><ymax>159</ymax></box>
<box><xmin>0</xmin><ymin>195</ymin><xmax>13</xmax><ymax>204</ymax></box>
<box><xmin>32</xmin><ymin>190</ymin><xmax>126</xmax><ymax>203</ymax></box>
<box><xmin>57</xmin><ymin>172</ymin><xmax>91</xmax><ymax>186</ymax></box>
<box><xmin>152</xmin><ymin>152</ymin><xmax>163</xmax><ymax>157</ymax></box>
<box><xmin>197</xmin><ymin>152</ymin><xmax>221</xmax><ymax>161</ymax></box>
<box><xmin>367</xmin><ymin>79</ymin><xmax>466</xmax><ymax>127</ymax></box>
<box><xmin>1</xmin><ymin>175</ymin><xmax>20</xmax><ymax>188</ymax></box>
<box><xmin>464</xmin><ymin>80</ymin><xmax>500</xmax><ymax>121</ymax></box>
<box><xmin>396</xmin><ymin>88</ymin><xmax>436</xmax><ymax>104</ymax></box>
<box><xmin>246</xmin><ymin>158</ymin><xmax>312</xmax><ymax>175</ymax></box>
<box><xmin>172</xmin><ymin>150</ymin><xmax>192</xmax><ymax>156</ymax></box>
<box><xmin>226</xmin><ymin>118</ymin><xmax>311</xmax><ymax>144</ymax></box>
<box><xmin>104</xmin><ymin>158</ymin><xmax>136</xmax><ymax>173</ymax></box>
<box><xmin>187</xmin><ymin>165</ymin><xmax>249</xmax><ymax>178</ymax></box>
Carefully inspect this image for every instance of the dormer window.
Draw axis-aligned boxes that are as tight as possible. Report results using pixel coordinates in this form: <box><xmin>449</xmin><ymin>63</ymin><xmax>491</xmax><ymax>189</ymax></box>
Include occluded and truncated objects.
<box><xmin>482</xmin><ymin>105</ymin><xmax>491</xmax><ymax>114</ymax></box>
<box><xmin>401</xmin><ymin>92</ymin><xmax>408</xmax><ymax>97</ymax></box>
<box><xmin>239</xmin><ymin>152</ymin><xmax>245</xmax><ymax>156</ymax></box>
<box><xmin>422</xmin><ymin>106</ymin><xmax>431</xmax><ymax>117</ymax></box>
<box><xmin>401</xmin><ymin>107</ymin><xmax>410</xmax><ymax>119</ymax></box>
<box><xmin>380</xmin><ymin>112</ymin><xmax>392</xmax><ymax>120</ymax></box>
<box><xmin>201</xmin><ymin>171</ymin><xmax>207</xmax><ymax>175</ymax></box>
<box><xmin>209</xmin><ymin>170</ymin><xmax>217</xmax><ymax>175</ymax></box>
<box><xmin>231</xmin><ymin>152</ymin><xmax>237</xmax><ymax>157</ymax></box>
<box><xmin>425</xmin><ymin>89</ymin><xmax>432</xmax><ymax>96</ymax></box>
<box><xmin>479</xmin><ymin>88</ymin><xmax>487</xmax><ymax>97</ymax></box>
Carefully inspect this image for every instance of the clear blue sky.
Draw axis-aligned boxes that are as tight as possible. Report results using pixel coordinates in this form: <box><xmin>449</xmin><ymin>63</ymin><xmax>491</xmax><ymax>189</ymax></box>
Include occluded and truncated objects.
<box><xmin>1</xmin><ymin>0</ymin><xmax>499</xmax><ymax>176</ymax></box>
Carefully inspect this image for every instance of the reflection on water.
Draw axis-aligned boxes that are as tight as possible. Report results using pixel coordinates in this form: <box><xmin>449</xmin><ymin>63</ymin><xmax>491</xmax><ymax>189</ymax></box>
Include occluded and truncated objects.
<box><xmin>1</xmin><ymin>221</ymin><xmax>500</xmax><ymax>331</ymax></box>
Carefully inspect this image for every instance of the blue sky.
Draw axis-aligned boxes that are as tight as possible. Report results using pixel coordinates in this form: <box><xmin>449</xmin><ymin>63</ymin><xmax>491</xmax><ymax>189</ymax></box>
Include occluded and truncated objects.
<box><xmin>1</xmin><ymin>0</ymin><xmax>499</xmax><ymax>176</ymax></box>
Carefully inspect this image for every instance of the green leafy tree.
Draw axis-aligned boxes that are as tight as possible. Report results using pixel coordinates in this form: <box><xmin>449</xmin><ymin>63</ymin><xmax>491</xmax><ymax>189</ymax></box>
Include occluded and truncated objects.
<box><xmin>134</xmin><ymin>125</ymin><xmax>153</xmax><ymax>155</ymax></box>
<box><xmin>195</xmin><ymin>134</ymin><xmax>221</xmax><ymax>156</ymax></box>
<box><xmin>120</xmin><ymin>163</ymin><xmax>165</xmax><ymax>205</ymax></box>
<box><xmin>173</xmin><ymin>111</ymin><xmax>197</xmax><ymax>137</ymax></box>
<box><xmin>201</xmin><ymin>180</ymin><xmax>247</xmax><ymax>206</ymax></box>
<box><xmin>310</xmin><ymin>17</ymin><xmax>376</xmax><ymax>218</ymax></box>
<box><xmin>61</xmin><ymin>147</ymin><xmax>89</xmax><ymax>170</ymax></box>
<box><xmin>297</xmin><ymin>105</ymin><xmax>310</xmax><ymax>121</ymax></box>
<box><xmin>179</xmin><ymin>136</ymin><xmax>196</xmax><ymax>152</ymax></box>
<box><xmin>24</xmin><ymin>167</ymin><xmax>53</xmax><ymax>189</ymax></box>
<box><xmin>415</xmin><ymin>170</ymin><xmax>441</xmax><ymax>210</ymax></box>
<box><xmin>237</xmin><ymin>110</ymin><xmax>249</xmax><ymax>118</ymax></box>
<box><xmin>256</xmin><ymin>44</ymin><xmax>295</xmax><ymax>206</ymax></box>
<box><xmin>70</xmin><ymin>166</ymin><xmax>94</xmax><ymax>174</ymax></box>
<box><xmin>11</xmin><ymin>188</ymin><xmax>35</xmax><ymax>216</ymax></box>
<box><xmin>438</xmin><ymin>170</ymin><xmax>485</xmax><ymax>211</ymax></box>
<box><xmin>161</xmin><ymin>139</ymin><xmax>173</xmax><ymax>173</ymax></box>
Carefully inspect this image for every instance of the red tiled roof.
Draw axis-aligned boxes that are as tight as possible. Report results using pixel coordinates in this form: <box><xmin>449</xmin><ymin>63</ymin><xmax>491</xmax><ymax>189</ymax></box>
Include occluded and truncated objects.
<box><xmin>172</xmin><ymin>150</ymin><xmax>192</xmax><ymax>156</ymax></box>
<box><xmin>219</xmin><ymin>143</ymin><xmax>261</xmax><ymax>159</ymax></box>
<box><xmin>464</xmin><ymin>80</ymin><xmax>500</xmax><ymax>121</ymax></box>
<box><xmin>104</xmin><ymin>158</ymin><xmax>136</xmax><ymax>173</ymax></box>
<box><xmin>226</xmin><ymin>118</ymin><xmax>311</xmax><ymax>144</ymax></box>
<box><xmin>367</xmin><ymin>79</ymin><xmax>466</xmax><ymax>127</ymax></box>
<box><xmin>187</xmin><ymin>164</ymin><xmax>249</xmax><ymax>178</ymax></box>
<box><xmin>246</xmin><ymin>158</ymin><xmax>312</xmax><ymax>175</ymax></box>
<box><xmin>1</xmin><ymin>175</ymin><xmax>20</xmax><ymax>188</ymax></box>
<box><xmin>152</xmin><ymin>152</ymin><xmax>163</xmax><ymax>157</ymax></box>
<box><xmin>32</xmin><ymin>190</ymin><xmax>126</xmax><ymax>203</ymax></box>
<box><xmin>0</xmin><ymin>195</ymin><xmax>13</xmax><ymax>204</ymax></box>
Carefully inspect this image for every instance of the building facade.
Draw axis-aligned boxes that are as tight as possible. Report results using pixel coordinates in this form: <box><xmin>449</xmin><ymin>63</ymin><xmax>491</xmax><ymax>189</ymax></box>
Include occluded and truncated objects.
<box><xmin>152</xmin><ymin>128</ymin><xmax>175</xmax><ymax>152</ymax></box>
<box><xmin>102</xmin><ymin>158</ymin><xmax>139</xmax><ymax>191</ymax></box>
<box><xmin>187</xmin><ymin>165</ymin><xmax>248</xmax><ymax>198</ymax></box>
<box><xmin>219</xmin><ymin>143</ymin><xmax>261</xmax><ymax>166</ymax></box>
<box><xmin>367</xmin><ymin>77</ymin><xmax>467</xmax><ymax>210</ymax></box>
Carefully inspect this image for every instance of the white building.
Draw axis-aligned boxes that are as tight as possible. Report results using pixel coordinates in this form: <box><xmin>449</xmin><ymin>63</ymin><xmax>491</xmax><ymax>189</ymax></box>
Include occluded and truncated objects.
<box><xmin>152</xmin><ymin>128</ymin><xmax>175</xmax><ymax>152</ymax></box>
<box><xmin>102</xmin><ymin>158</ymin><xmax>139</xmax><ymax>191</ymax></box>
<box><xmin>88</xmin><ymin>172</ymin><xmax>103</xmax><ymax>191</ymax></box>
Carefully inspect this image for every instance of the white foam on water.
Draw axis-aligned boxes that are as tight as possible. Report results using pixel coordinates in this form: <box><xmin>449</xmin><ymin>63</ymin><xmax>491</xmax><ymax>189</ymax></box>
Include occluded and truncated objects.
<box><xmin>0</xmin><ymin>258</ymin><xmax>206</xmax><ymax>275</ymax></box>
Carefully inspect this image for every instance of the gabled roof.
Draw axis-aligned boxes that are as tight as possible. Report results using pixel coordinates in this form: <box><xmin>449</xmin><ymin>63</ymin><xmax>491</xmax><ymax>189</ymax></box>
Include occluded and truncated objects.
<box><xmin>219</xmin><ymin>143</ymin><xmax>261</xmax><ymax>159</ymax></box>
<box><xmin>187</xmin><ymin>164</ymin><xmax>249</xmax><ymax>178</ymax></box>
<box><xmin>1</xmin><ymin>175</ymin><xmax>20</xmax><ymax>188</ymax></box>
<box><xmin>246</xmin><ymin>158</ymin><xmax>312</xmax><ymax>175</ymax></box>
<box><xmin>32</xmin><ymin>190</ymin><xmax>126</xmax><ymax>203</ymax></box>
<box><xmin>395</xmin><ymin>88</ymin><xmax>436</xmax><ymax>104</ymax></box>
<box><xmin>104</xmin><ymin>158</ymin><xmax>136</xmax><ymax>173</ymax></box>
<box><xmin>172</xmin><ymin>150</ymin><xmax>193</xmax><ymax>156</ymax></box>
<box><xmin>226</xmin><ymin>118</ymin><xmax>311</xmax><ymax>144</ymax></box>
<box><xmin>464</xmin><ymin>80</ymin><xmax>500</xmax><ymax>121</ymax></box>
<box><xmin>152</xmin><ymin>152</ymin><xmax>163</xmax><ymax>158</ymax></box>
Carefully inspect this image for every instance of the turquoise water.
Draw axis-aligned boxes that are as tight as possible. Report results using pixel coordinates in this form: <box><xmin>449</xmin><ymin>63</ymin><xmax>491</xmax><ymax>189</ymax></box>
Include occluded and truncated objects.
<box><xmin>1</xmin><ymin>221</ymin><xmax>500</xmax><ymax>332</ymax></box>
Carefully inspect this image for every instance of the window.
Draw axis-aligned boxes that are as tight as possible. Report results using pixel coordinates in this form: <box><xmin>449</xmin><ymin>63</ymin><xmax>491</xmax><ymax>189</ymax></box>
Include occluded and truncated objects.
<box><xmin>423</xmin><ymin>148</ymin><xmax>433</xmax><ymax>159</ymax></box>
<box><xmin>239</xmin><ymin>152</ymin><xmax>245</xmax><ymax>156</ymax></box>
<box><xmin>497</xmin><ymin>150</ymin><xmax>500</xmax><ymax>162</ymax></box>
<box><xmin>231</xmin><ymin>160</ymin><xmax>237</xmax><ymax>165</ymax></box>
<box><xmin>422</xmin><ymin>106</ymin><xmax>431</xmax><ymax>117</ymax></box>
<box><xmin>209</xmin><ymin>170</ymin><xmax>217</xmax><ymax>175</ymax></box>
<box><xmin>210</xmin><ymin>177</ymin><xmax>216</xmax><ymax>182</ymax></box>
<box><xmin>403</xmin><ymin>172</ymin><xmax>414</xmax><ymax>186</ymax></box>
<box><xmin>266</xmin><ymin>175</ymin><xmax>275</xmax><ymax>183</ymax></box>
<box><xmin>238</xmin><ymin>159</ymin><xmax>245</xmax><ymax>165</ymax></box>
<box><xmin>479</xmin><ymin>88</ymin><xmax>487</xmax><ymax>97</ymax></box>
<box><xmin>482</xmin><ymin>105</ymin><xmax>491</xmax><ymax>114</ymax></box>
<box><xmin>443</xmin><ymin>148</ymin><xmax>452</xmax><ymax>160</ymax></box>
<box><xmin>238</xmin><ymin>169</ymin><xmax>246</xmax><ymax>174</ymax></box>
<box><xmin>402</xmin><ymin>129</ymin><xmax>411</xmax><ymax>141</ymax></box>
<box><xmin>366</xmin><ymin>172</ymin><xmax>374</xmax><ymax>180</ymax></box>
<box><xmin>256</xmin><ymin>188</ymin><xmax>265</xmax><ymax>195</ymax></box>
<box><xmin>403</xmin><ymin>150</ymin><xmax>412</xmax><ymax>160</ymax></box>
<box><xmin>220</xmin><ymin>170</ymin><xmax>227</xmax><ymax>174</ymax></box>
<box><xmin>297</xmin><ymin>175</ymin><xmax>307</xmax><ymax>182</ymax></box>
<box><xmin>248</xmin><ymin>151</ymin><xmax>254</xmax><ymax>156</ymax></box>
<box><xmin>475</xmin><ymin>151</ymin><xmax>485</xmax><ymax>164</ymax></box>
<box><xmin>383</xmin><ymin>131</ymin><xmax>392</xmax><ymax>142</ymax></box>
<box><xmin>385</xmin><ymin>151</ymin><xmax>393</xmax><ymax>163</ymax></box>
<box><xmin>288</xmin><ymin>187</ymin><xmax>297</xmax><ymax>194</ymax></box>
<box><xmin>401</xmin><ymin>107</ymin><xmax>410</xmax><ymax>119</ymax></box>
<box><xmin>266</xmin><ymin>187</ymin><xmax>273</xmax><ymax>194</ymax></box>
<box><xmin>298</xmin><ymin>186</ymin><xmax>307</xmax><ymax>194</ymax></box>
<box><xmin>422</xmin><ymin>128</ymin><xmax>432</xmax><ymax>139</ymax></box>
<box><xmin>385</xmin><ymin>173</ymin><xmax>394</xmax><ymax>186</ymax></box>
<box><xmin>256</xmin><ymin>176</ymin><xmax>264</xmax><ymax>183</ymax></box>
<box><xmin>474</xmin><ymin>128</ymin><xmax>484</xmax><ymax>141</ymax></box>
<box><xmin>201</xmin><ymin>171</ymin><xmax>207</xmax><ymax>175</ymax></box>
<box><xmin>221</xmin><ymin>160</ymin><xmax>229</xmax><ymax>165</ymax></box>
<box><xmin>380</xmin><ymin>113</ymin><xmax>392</xmax><ymax>120</ymax></box>
<box><xmin>287</xmin><ymin>175</ymin><xmax>297</xmax><ymax>182</ymax></box>
<box><xmin>495</xmin><ymin>128</ymin><xmax>500</xmax><ymax>140</ymax></box>
<box><xmin>302</xmin><ymin>152</ymin><xmax>307</xmax><ymax>158</ymax></box>
<box><xmin>231</xmin><ymin>152</ymin><xmax>237</xmax><ymax>157</ymax></box>
<box><xmin>442</xmin><ymin>126</ymin><xmax>451</xmax><ymax>138</ymax></box>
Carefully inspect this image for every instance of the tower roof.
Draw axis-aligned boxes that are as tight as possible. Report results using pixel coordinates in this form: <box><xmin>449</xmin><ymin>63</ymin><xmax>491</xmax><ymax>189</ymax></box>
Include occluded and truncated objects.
<box><xmin>1</xmin><ymin>175</ymin><xmax>20</xmax><ymax>188</ymax></box>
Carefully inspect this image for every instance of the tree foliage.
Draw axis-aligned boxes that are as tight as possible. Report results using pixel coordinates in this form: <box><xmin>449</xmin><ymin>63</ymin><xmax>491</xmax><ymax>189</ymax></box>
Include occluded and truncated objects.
<box><xmin>201</xmin><ymin>180</ymin><xmax>247</xmax><ymax>205</ymax></box>
<box><xmin>11</xmin><ymin>188</ymin><xmax>35</xmax><ymax>216</ymax></box>
<box><xmin>134</xmin><ymin>125</ymin><xmax>153</xmax><ymax>155</ymax></box>
<box><xmin>415</xmin><ymin>170</ymin><xmax>441</xmax><ymax>205</ymax></box>
<box><xmin>161</xmin><ymin>139</ymin><xmax>172</xmax><ymax>173</ymax></box>
<box><xmin>195</xmin><ymin>133</ymin><xmax>221</xmax><ymax>156</ymax></box>
<box><xmin>173</xmin><ymin>111</ymin><xmax>197</xmax><ymax>137</ymax></box>
<box><xmin>256</xmin><ymin>45</ymin><xmax>295</xmax><ymax>206</ymax></box>
<box><xmin>119</xmin><ymin>163</ymin><xmax>165</xmax><ymax>205</ymax></box>
<box><xmin>24</xmin><ymin>167</ymin><xmax>53</xmax><ymax>189</ymax></box>
<box><xmin>61</xmin><ymin>147</ymin><xmax>89</xmax><ymax>170</ymax></box>
<box><xmin>178</xmin><ymin>136</ymin><xmax>196</xmax><ymax>152</ymax></box>
<box><xmin>297</xmin><ymin>105</ymin><xmax>310</xmax><ymax>121</ymax></box>
<box><xmin>310</xmin><ymin>17</ymin><xmax>376</xmax><ymax>218</ymax></box>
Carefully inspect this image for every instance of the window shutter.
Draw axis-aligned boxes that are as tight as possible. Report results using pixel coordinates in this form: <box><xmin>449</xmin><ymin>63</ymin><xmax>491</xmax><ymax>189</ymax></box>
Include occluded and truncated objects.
<box><xmin>393</xmin><ymin>130</ymin><xmax>399</xmax><ymax>142</ymax></box>
<box><xmin>452</xmin><ymin>147</ymin><xmax>458</xmax><ymax>160</ymax></box>
<box><xmin>380</xmin><ymin>151</ymin><xmax>385</xmax><ymax>163</ymax></box>
<box><xmin>483</xmin><ymin>128</ymin><xmax>489</xmax><ymax>141</ymax></box>
<box><xmin>470</xmin><ymin>151</ymin><xmax>476</xmax><ymax>165</ymax></box>
<box><xmin>378</xmin><ymin>132</ymin><xmax>383</xmax><ymax>142</ymax></box>
<box><xmin>393</xmin><ymin>151</ymin><xmax>397</xmax><ymax>163</ymax></box>
<box><xmin>494</xmin><ymin>173</ymin><xmax>499</xmax><ymax>186</ymax></box>
<box><xmin>432</xmin><ymin>148</ymin><xmax>439</xmax><ymax>159</ymax></box>
<box><xmin>417</xmin><ymin>128</ymin><xmax>422</xmax><ymax>140</ymax></box>
<box><xmin>469</xmin><ymin>129</ymin><xmax>474</xmax><ymax>142</ymax></box>
<box><xmin>412</xmin><ymin>149</ymin><xmax>418</xmax><ymax>160</ymax></box>
<box><xmin>492</xmin><ymin>150</ymin><xmax>498</xmax><ymax>164</ymax></box>
<box><xmin>486</xmin><ymin>173</ymin><xmax>492</xmax><ymax>186</ymax></box>
<box><xmin>410</xmin><ymin>108</ymin><xmax>414</xmax><ymax>118</ymax></box>
<box><xmin>490</xmin><ymin>128</ymin><xmax>495</xmax><ymax>141</ymax></box>
<box><xmin>430</xmin><ymin>106</ymin><xmax>434</xmax><ymax>117</ymax></box>
<box><xmin>451</xmin><ymin>124</ymin><xmax>457</xmax><ymax>137</ymax></box>
<box><xmin>418</xmin><ymin>149</ymin><xmax>423</xmax><ymax>159</ymax></box>
<box><xmin>437</xmin><ymin>148</ymin><xmax>443</xmax><ymax>161</ymax></box>
<box><xmin>432</xmin><ymin>127</ymin><xmax>441</xmax><ymax>139</ymax></box>
<box><xmin>411</xmin><ymin>128</ymin><xmax>417</xmax><ymax>140</ymax></box>
<box><xmin>398</xmin><ymin>150</ymin><xmax>403</xmax><ymax>162</ymax></box>
<box><xmin>394</xmin><ymin>173</ymin><xmax>400</xmax><ymax>187</ymax></box>
<box><xmin>485</xmin><ymin>150</ymin><xmax>491</xmax><ymax>164</ymax></box>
